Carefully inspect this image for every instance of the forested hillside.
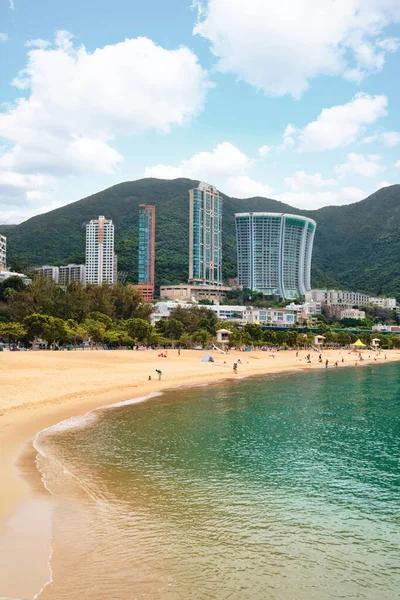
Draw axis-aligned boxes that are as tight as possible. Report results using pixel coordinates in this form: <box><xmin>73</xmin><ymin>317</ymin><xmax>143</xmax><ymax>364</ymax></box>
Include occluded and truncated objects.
<box><xmin>1</xmin><ymin>178</ymin><xmax>400</xmax><ymax>296</ymax></box>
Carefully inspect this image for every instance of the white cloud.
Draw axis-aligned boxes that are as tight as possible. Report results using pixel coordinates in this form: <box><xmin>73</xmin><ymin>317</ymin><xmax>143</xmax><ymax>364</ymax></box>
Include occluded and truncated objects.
<box><xmin>376</xmin><ymin>37</ymin><xmax>400</xmax><ymax>52</ymax></box>
<box><xmin>145</xmin><ymin>142</ymin><xmax>251</xmax><ymax>181</ymax></box>
<box><xmin>144</xmin><ymin>142</ymin><xmax>274</xmax><ymax>198</ymax></box>
<box><xmin>9</xmin><ymin>0</ymin><xmax>15</xmax><ymax>9</ymax></box>
<box><xmin>335</xmin><ymin>153</ymin><xmax>385</xmax><ymax>178</ymax></box>
<box><xmin>0</xmin><ymin>33</ymin><xmax>8</xmax><ymax>43</ymax></box>
<box><xmin>0</xmin><ymin>31</ymin><xmax>210</xmax><ymax>215</ymax></box>
<box><xmin>297</xmin><ymin>93</ymin><xmax>387</xmax><ymax>151</ymax></box>
<box><xmin>375</xmin><ymin>181</ymin><xmax>392</xmax><ymax>190</ymax></box>
<box><xmin>284</xmin><ymin>171</ymin><xmax>337</xmax><ymax>192</ymax></box>
<box><xmin>362</xmin><ymin>131</ymin><xmax>400</xmax><ymax>147</ymax></box>
<box><xmin>394</xmin><ymin>160</ymin><xmax>400</xmax><ymax>169</ymax></box>
<box><xmin>276</xmin><ymin>187</ymin><xmax>365</xmax><ymax>210</ymax></box>
<box><xmin>194</xmin><ymin>0</ymin><xmax>400</xmax><ymax>97</ymax></box>
<box><xmin>258</xmin><ymin>145</ymin><xmax>270</xmax><ymax>157</ymax></box>
<box><xmin>225</xmin><ymin>175</ymin><xmax>274</xmax><ymax>198</ymax></box>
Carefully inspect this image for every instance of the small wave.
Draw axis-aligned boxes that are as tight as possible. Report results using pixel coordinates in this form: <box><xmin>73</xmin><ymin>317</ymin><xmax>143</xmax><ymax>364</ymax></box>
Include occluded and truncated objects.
<box><xmin>30</xmin><ymin>389</ymin><xmax>163</xmax><ymax>599</ymax></box>
<box><xmin>103</xmin><ymin>390</ymin><xmax>163</xmax><ymax>410</ymax></box>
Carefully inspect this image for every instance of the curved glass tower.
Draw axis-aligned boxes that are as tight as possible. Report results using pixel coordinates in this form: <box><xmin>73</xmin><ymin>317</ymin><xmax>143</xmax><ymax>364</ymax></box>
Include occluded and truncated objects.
<box><xmin>235</xmin><ymin>212</ymin><xmax>316</xmax><ymax>299</ymax></box>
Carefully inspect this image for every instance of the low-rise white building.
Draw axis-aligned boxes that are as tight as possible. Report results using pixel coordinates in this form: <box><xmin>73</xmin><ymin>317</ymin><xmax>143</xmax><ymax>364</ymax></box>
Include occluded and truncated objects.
<box><xmin>287</xmin><ymin>301</ymin><xmax>321</xmax><ymax>315</ymax></box>
<box><xmin>306</xmin><ymin>289</ymin><xmax>370</xmax><ymax>306</ymax></box>
<box><xmin>0</xmin><ymin>269</ymin><xmax>32</xmax><ymax>285</ymax></box>
<box><xmin>306</xmin><ymin>289</ymin><xmax>396</xmax><ymax>309</ymax></box>
<box><xmin>369</xmin><ymin>297</ymin><xmax>397</xmax><ymax>309</ymax></box>
<box><xmin>153</xmin><ymin>301</ymin><xmax>299</xmax><ymax>327</ymax></box>
<box><xmin>340</xmin><ymin>308</ymin><xmax>366</xmax><ymax>320</ymax></box>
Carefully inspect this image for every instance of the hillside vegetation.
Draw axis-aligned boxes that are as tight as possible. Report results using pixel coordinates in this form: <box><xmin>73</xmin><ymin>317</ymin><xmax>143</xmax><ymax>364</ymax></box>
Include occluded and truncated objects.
<box><xmin>1</xmin><ymin>178</ymin><xmax>400</xmax><ymax>296</ymax></box>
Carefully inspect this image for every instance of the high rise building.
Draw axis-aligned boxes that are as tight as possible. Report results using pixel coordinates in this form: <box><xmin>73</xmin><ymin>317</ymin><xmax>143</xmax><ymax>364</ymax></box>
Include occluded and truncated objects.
<box><xmin>35</xmin><ymin>265</ymin><xmax>59</xmax><ymax>283</ymax></box>
<box><xmin>85</xmin><ymin>215</ymin><xmax>115</xmax><ymax>285</ymax></box>
<box><xmin>59</xmin><ymin>264</ymin><xmax>86</xmax><ymax>286</ymax></box>
<box><xmin>137</xmin><ymin>204</ymin><xmax>155</xmax><ymax>301</ymax></box>
<box><xmin>0</xmin><ymin>234</ymin><xmax>6</xmax><ymax>268</ymax></box>
<box><xmin>189</xmin><ymin>182</ymin><xmax>222</xmax><ymax>286</ymax></box>
<box><xmin>235</xmin><ymin>212</ymin><xmax>316</xmax><ymax>299</ymax></box>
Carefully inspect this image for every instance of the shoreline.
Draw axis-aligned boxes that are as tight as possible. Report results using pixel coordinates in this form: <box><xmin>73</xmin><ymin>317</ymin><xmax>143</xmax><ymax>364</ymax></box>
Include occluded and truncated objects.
<box><xmin>0</xmin><ymin>348</ymin><xmax>399</xmax><ymax>599</ymax></box>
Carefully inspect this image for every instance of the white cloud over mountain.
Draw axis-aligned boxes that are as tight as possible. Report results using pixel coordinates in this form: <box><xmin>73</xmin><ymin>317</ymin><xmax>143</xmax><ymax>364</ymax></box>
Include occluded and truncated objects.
<box><xmin>297</xmin><ymin>94</ymin><xmax>388</xmax><ymax>151</ymax></box>
<box><xmin>276</xmin><ymin>187</ymin><xmax>365</xmax><ymax>210</ymax></box>
<box><xmin>284</xmin><ymin>171</ymin><xmax>337</xmax><ymax>192</ymax></box>
<box><xmin>0</xmin><ymin>31</ymin><xmax>210</xmax><ymax>218</ymax></box>
<box><xmin>145</xmin><ymin>142</ymin><xmax>252</xmax><ymax>181</ymax></box>
<box><xmin>335</xmin><ymin>153</ymin><xmax>385</xmax><ymax>178</ymax></box>
<box><xmin>194</xmin><ymin>0</ymin><xmax>400</xmax><ymax>97</ymax></box>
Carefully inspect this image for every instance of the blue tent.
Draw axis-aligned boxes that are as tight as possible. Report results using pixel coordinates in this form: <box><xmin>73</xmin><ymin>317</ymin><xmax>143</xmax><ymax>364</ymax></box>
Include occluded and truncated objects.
<box><xmin>201</xmin><ymin>355</ymin><xmax>215</xmax><ymax>362</ymax></box>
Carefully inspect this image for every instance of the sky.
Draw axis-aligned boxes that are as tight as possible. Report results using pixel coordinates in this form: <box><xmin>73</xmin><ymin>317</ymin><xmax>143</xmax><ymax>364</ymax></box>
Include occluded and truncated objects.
<box><xmin>1</xmin><ymin>0</ymin><xmax>400</xmax><ymax>224</ymax></box>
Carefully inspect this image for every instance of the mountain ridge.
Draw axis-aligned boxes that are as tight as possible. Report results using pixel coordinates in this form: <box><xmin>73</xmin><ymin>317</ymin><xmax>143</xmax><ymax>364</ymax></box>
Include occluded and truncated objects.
<box><xmin>1</xmin><ymin>178</ymin><xmax>400</xmax><ymax>296</ymax></box>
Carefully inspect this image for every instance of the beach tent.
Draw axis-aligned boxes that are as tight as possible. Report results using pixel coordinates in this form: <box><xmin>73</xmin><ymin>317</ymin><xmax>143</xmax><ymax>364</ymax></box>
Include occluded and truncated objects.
<box><xmin>201</xmin><ymin>355</ymin><xmax>215</xmax><ymax>362</ymax></box>
<box><xmin>351</xmin><ymin>339</ymin><xmax>367</xmax><ymax>348</ymax></box>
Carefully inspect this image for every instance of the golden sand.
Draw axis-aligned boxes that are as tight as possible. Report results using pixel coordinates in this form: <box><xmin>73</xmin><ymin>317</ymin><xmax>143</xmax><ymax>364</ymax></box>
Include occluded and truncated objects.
<box><xmin>0</xmin><ymin>347</ymin><xmax>399</xmax><ymax>598</ymax></box>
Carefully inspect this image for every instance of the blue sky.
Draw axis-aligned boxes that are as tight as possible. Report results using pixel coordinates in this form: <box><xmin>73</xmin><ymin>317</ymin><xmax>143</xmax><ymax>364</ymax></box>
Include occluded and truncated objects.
<box><xmin>1</xmin><ymin>0</ymin><xmax>400</xmax><ymax>223</ymax></box>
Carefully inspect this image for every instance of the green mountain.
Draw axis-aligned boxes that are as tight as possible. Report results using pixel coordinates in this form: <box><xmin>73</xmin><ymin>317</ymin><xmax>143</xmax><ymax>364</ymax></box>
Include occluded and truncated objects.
<box><xmin>1</xmin><ymin>178</ymin><xmax>399</xmax><ymax>296</ymax></box>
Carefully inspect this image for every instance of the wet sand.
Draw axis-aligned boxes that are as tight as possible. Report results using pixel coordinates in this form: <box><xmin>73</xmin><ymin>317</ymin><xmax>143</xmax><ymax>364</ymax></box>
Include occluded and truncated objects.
<box><xmin>0</xmin><ymin>347</ymin><xmax>398</xmax><ymax>599</ymax></box>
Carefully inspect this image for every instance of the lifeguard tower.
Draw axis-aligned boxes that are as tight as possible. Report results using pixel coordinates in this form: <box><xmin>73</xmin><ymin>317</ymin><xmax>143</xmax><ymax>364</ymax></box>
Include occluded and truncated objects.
<box><xmin>313</xmin><ymin>334</ymin><xmax>325</xmax><ymax>350</ymax></box>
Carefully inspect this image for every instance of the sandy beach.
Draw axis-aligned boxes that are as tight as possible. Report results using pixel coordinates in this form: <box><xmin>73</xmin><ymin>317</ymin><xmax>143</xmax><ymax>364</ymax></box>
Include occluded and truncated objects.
<box><xmin>1</xmin><ymin>347</ymin><xmax>399</xmax><ymax>599</ymax></box>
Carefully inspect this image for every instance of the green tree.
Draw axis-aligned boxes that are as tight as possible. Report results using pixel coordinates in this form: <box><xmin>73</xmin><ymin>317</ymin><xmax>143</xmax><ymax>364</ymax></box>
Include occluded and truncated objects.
<box><xmin>125</xmin><ymin>318</ymin><xmax>153</xmax><ymax>344</ymax></box>
<box><xmin>191</xmin><ymin>329</ymin><xmax>211</xmax><ymax>346</ymax></box>
<box><xmin>243</xmin><ymin>323</ymin><xmax>263</xmax><ymax>343</ymax></box>
<box><xmin>156</xmin><ymin>318</ymin><xmax>184</xmax><ymax>340</ymax></box>
<box><xmin>0</xmin><ymin>275</ymin><xmax>26</xmax><ymax>302</ymax></box>
<box><xmin>42</xmin><ymin>317</ymin><xmax>69</xmax><ymax>349</ymax></box>
<box><xmin>23</xmin><ymin>313</ymin><xmax>51</xmax><ymax>348</ymax></box>
<box><xmin>0</xmin><ymin>322</ymin><xmax>27</xmax><ymax>345</ymax></box>
<box><xmin>65</xmin><ymin>320</ymin><xmax>88</xmax><ymax>348</ymax></box>
<box><xmin>84</xmin><ymin>318</ymin><xmax>106</xmax><ymax>348</ymax></box>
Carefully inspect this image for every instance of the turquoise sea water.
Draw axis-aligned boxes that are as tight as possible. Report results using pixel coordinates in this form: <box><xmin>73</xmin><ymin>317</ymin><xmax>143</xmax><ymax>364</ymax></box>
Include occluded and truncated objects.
<box><xmin>37</xmin><ymin>364</ymin><xmax>400</xmax><ymax>599</ymax></box>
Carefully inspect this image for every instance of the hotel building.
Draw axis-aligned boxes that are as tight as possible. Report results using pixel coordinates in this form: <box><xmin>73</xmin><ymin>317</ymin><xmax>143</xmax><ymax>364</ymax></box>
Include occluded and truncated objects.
<box><xmin>235</xmin><ymin>212</ymin><xmax>316</xmax><ymax>299</ymax></box>
<box><xmin>136</xmin><ymin>204</ymin><xmax>155</xmax><ymax>301</ymax></box>
<box><xmin>0</xmin><ymin>234</ymin><xmax>6</xmax><ymax>268</ymax></box>
<box><xmin>85</xmin><ymin>215</ymin><xmax>115</xmax><ymax>285</ymax></box>
<box><xmin>189</xmin><ymin>182</ymin><xmax>222</xmax><ymax>286</ymax></box>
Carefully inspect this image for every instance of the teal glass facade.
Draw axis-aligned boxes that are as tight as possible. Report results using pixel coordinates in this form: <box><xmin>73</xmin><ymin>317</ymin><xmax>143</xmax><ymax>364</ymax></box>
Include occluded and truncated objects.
<box><xmin>138</xmin><ymin>205</ymin><xmax>155</xmax><ymax>286</ymax></box>
<box><xmin>189</xmin><ymin>183</ymin><xmax>222</xmax><ymax>286</ymax></box>
<box><xmin>235</xmin><ymin>212</ymin><xmax>316</xmax><ymax>299</ymax></box>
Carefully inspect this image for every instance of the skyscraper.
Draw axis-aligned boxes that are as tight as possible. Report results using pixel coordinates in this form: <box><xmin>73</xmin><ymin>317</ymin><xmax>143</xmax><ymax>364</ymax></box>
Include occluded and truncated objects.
<box><xmin>235</xmin><ymin>212</ymin><xmax>316</xmax><ymax>299</ymax></box>
<box><xmin>137</xmin><ymin>204</ymin><xmax>155</xmax><ymax>301</ymax></box>
<box><xmin>189</xmin><ymin>182</ymin><xmax>222</xmax><ymax>286</ymax></box>
<box><xmin>85</xmin><ymin>215</ymin><xmax>115</xmax><ymax>285</ymax></box>
<box><xmin>0</xmin><ymin>234</ymin><xmax>6</xmax><ymax>269</ymax></box>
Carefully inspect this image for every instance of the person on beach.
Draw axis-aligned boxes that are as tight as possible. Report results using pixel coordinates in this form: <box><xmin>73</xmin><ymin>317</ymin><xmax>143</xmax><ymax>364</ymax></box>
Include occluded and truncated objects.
<box><xmin>178</xmin><ymin>348</ymin><xmax>181</xmax><ymax>356</ymax></box>
<box><xmin>148</xmin><ymin>375</ymin><xmax>152</xmax><ymax>380</ymax></box>
<box><xmin>233</xmin><ymin>363</ymin><xmax>238</xmax><ymax>374</ymax></box>
<box><xmin>334</xmin><ymin>361</ymin><xmax>338</xmax><ymax>368</ymax></box>
<box><xmin>325</xmin><ymin>359</ymin><xmax>329</xmax><ymax>369</ymax></box>
<box><xmin>342</xmin><ymin>356</ymin><xmax>344</xmax><ymax>363</ymax></box>
<box><xmin>155</xmin><ymin>369</ymin><xmax>162</xmax><ymax>380</ymax></box>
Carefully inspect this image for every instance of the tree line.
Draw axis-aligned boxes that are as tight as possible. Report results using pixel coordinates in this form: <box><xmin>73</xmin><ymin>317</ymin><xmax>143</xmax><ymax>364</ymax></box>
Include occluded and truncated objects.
<box><xmin>1</xmin><ymin>277</ymin><xmax>400</xmax><ymax>350</ymax></box>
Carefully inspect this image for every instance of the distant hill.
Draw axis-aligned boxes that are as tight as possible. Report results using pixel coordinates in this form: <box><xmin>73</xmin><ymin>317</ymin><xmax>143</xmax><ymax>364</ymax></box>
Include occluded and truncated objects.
<box><xmin>1</xmin><ymin>178</ymin><xmax>399</xmax><ymax>296</ymax></box>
